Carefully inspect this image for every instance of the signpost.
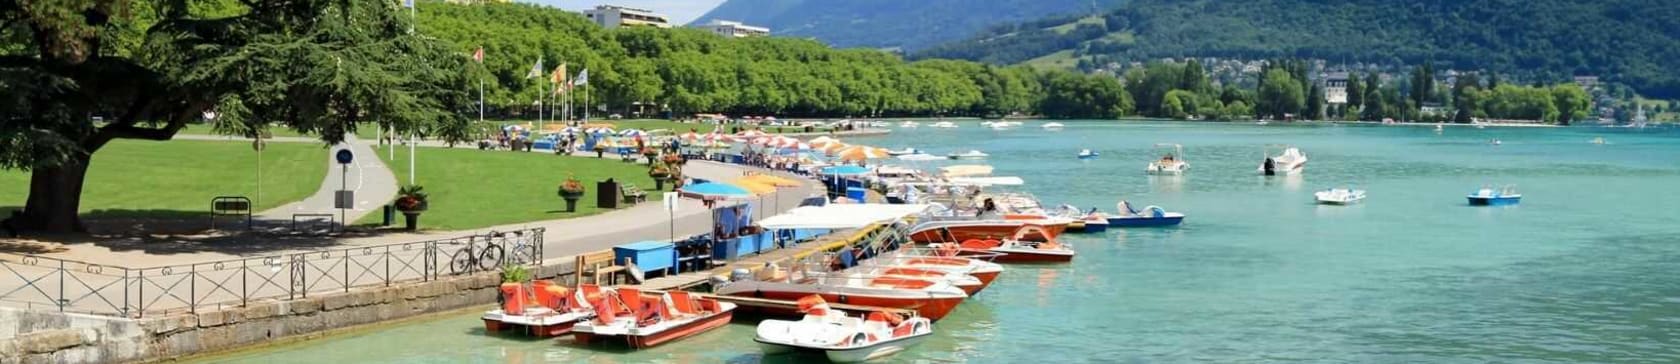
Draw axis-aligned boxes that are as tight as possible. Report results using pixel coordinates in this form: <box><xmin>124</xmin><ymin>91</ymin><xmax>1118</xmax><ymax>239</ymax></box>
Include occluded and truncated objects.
<box><xmin>335</xmin><ymin>149</ymin><xmax>354</xmax><ymax>231</ymax></box>
<box><xmin>664</xmin><ymin>192</ymin><xmax>679</xmax><ymax>243</ymax></box>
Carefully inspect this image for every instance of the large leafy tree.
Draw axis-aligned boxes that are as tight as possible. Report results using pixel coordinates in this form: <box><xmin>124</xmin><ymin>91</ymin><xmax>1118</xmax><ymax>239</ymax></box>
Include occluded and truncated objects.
<box><xmin>1</xmin><ymin>0</ymin><xmax>473</xmax><ymax>233</ymax></box>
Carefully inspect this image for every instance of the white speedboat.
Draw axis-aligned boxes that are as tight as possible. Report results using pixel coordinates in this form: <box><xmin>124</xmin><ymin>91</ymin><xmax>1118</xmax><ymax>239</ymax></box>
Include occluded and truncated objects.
<box><xmin>947</xmin><ymin>150</ymin><xmax>989</xmax><ymax>160</ymax></box>
<box><xmin>1315</xmin><ymin>187</ymin><xmax>1366</xmax><ymax>205</ymax></box>
<box><xmin>899</xmin><ymin>121</ymin><xmax>919</xmax><ymax>128</ymax></box>
<box><xmin>930</xmin><ymin>121</ymin><xmax>959</xmax><ymax>128</ymax></box>
<box><xmin>1145</xmin><ymin>143</ymin><xmax>1189</xmax><ymax>175</ymax></box>
<box><xmin>1258</xmin><ymin>145</ymin><xmax>1307</xmax><ymax>176</ymax></box>
<box><xmin>1041</xmin><ymin>122</ymin><xmax>1065</xmax><ymax>130</ymax></box>
<box><xmin>755</xmin><ymin>296</ymin><xmax>934</xmax><ymax>363</ymax></box>
<box><xmin>715</xmin><ymin>271</ymin><xmax>969</xmax><ymax>320</ymax></box>
<box><xmin>990</xmin><ymin>123</ymin><xmax>1011</xmax><ymax>131</ymax></box>
<box><xmin>1077</xmin><ymin>149</ymin><xmax>1099</xmax><ymax>159</ymax></box>
<box><xmin>886</xmin><ymin>147</ymin><xmax>921</xmax><ymax>156</ymax></box>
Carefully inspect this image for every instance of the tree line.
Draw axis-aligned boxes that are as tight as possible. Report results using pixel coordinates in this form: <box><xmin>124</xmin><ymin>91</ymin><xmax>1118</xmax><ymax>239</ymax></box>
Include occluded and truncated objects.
<box><xmin>420</xmin><ymin>2</ymin><xmax>1132</xmax><ymax>119</ymax></box>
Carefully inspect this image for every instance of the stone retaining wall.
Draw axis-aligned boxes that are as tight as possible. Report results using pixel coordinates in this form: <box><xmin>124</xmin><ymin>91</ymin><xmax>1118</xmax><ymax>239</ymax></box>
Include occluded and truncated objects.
<box><xmin>2</xmin><ymin>260</ymin><xmax>573</xmax><ymax>364</ymax></box>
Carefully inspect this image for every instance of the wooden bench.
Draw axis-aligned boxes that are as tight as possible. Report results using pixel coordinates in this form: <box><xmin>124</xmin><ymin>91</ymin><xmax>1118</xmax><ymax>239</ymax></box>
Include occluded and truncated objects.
<box><xmin>575</xmin><ymin>249</ymin><xmax>630</xmax><ymax>285</ymax></box>
<box><xmin>620</xmin><ymin>184</ymin><xmax>648</xmax><ymax>204</ymax></box>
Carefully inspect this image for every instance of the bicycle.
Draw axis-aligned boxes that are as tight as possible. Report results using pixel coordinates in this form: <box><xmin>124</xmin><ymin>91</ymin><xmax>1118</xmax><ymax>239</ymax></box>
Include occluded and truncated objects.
<box><xmin>449</xmin><ymin>231</ymin><xmax>505</xmax><ymax>274</ymax></box>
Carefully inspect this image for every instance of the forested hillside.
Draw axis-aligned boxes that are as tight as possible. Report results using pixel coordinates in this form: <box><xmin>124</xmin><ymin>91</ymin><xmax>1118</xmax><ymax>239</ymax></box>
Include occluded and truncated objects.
<box><xmin>915</xmin><ymin>0</ymin><xmax>1680</xmax><ymax>98</ymax></box>
<box><xmin>417</xmin><ymin>2</ymin><xmax>1130</xmax><ymax>118</ymax></box>
<box><xmin>691</xmin><ymin>0</ymin><xmax>1124</xmax><ymax>51</ymax></box>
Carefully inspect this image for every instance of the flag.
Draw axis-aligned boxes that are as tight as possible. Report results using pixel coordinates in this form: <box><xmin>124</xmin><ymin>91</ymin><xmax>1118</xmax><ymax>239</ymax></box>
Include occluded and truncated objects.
<box><xmin>524</xmin><ymin>57</ymin><xmax>543</xmax><ymax>79</ymax></box>
<box><xmin>472</xmin><ymin>47</ymin><xmax>484</xmax><ymax>63</ymax></box>
<box><xmin>574</xmin><ymin>69</ymin><xmax>589</xmax><ymax>86</ymax></box>
<box><xmin>404</xmin><ymin>0</ymin><xmax>414</xmax><ymax>8</ymax></box>
<box><xmin>551</xmin><ymin>63</ymin><xmax>568</xmax><ymax>95</ymax></box>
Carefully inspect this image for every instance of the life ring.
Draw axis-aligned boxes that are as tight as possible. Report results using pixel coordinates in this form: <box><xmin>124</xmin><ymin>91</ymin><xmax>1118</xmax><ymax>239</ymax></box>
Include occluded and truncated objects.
<box><xmin>850</xmin><ymin>333</ymin><xmax>869</xmax><ymax>347</ymax></box>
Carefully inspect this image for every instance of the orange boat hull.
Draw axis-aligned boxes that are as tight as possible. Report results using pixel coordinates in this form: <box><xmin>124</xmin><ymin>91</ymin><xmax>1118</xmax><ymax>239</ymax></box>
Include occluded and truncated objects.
<box><xmin>728</xmin><ymin>291</ymin><xmax>967</xmax><ymax>320</ymax></box>
<box><xmin>483</xmin><ymin>319</ymin><xmax>576</xmax><ymax>338</ymax></box>
<box><xmin>911</xmin><ymin>223</ymin><xmax>1065</xmax><ymax>243</ymax></box>
<box><xmin>572</xmin><ymin>311</ymin><xmax>734</xmax><ymax>349</ymax></box>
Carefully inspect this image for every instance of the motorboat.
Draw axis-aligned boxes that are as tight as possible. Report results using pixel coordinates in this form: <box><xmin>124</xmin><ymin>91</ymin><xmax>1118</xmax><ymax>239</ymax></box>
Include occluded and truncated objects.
<box><xmin>990</xmin><ymin>123</ymin><xmax>1011</xmax><ymax>131</ymax></box>
<box><xmin>1041</xmin><ymin>122</ymin><xmax>1065</xmax><ymax>130</ymax></box>
<box><xmin>1435</xmin><ymin>124</ymin><xmax>1445</xmax><ymax>133</ymax></box>
<box><xmin>929</xmin><ymin>121</ymin><xmax>959</xmax><ymax>128</ymax></box>
<box><xmin>714</xmin><ymin>271</ymin><xmax>969</xmax><ymax>320</ymax></box>
<box><xmin>1314</xmin><ymin>187</ymin><xmax>1366</xmax><ymax>205</ymax></box>
<box><xmin>1258</xmin><ymin>145</ymin><xmax>1307</xmax><ymax>176</ymax></box>
<box><xmin>907</xmin><ymin>217</ymin><xmax>1067</xmax><ymax>243</ymax></box>
<box><xmin>899</xmin><ymin>121</ymin><xmax>919</xmax><ymax>128</ymax></box>
<box><xmin>1591</xmin><ymin>137</ymin><xmax>1607</xmax><ymax>145</ymax></box>
<box><xmin>870</xmin><ymin>251</ymin><xmax>1005</xmax><ymax>287</ymax></box>
<box><xmin>1490</xmin><ymin>138</ymin><xmax>1502</xmax><ymax>146</ymax></box>
<box><xmin>1146</xmin><ymin>143</ymin><xmax>1189</xmax><ymax>175</ymax></box>
<box><xmin>938</xmin><ymin>225</ymin><xmax>1075</xmax><ymax>263</ymax></box>
<box><xmin>1107</xmin><ymin>200</ymin><xmax>1185</xmax><ymax>227</ymax></box>
<box><xmin>1052</xmin><ymin>205</ymin><xmax>1108</xmax><ymax>233</ymax></box>
<box><xmin>947</xmin><ymin>150</ymin><xmax>989</xmax><ymax>160</ymax></box>
<box><xmin>481</xmin><ymin>281</ymin><xmax>596</xmax><ymax>338</ymax></box>
<box><xmin>1077</xmin><ymin>149</ymin><xmax>1099</xmax><ymax>160</ymax></box>
<box><xmin>1256</xmin><ymin>120</ymin><xmax>1270</xmax><ymax>125</ymax></box>
<box><xmin>886</xmin><ymin>147</ymin><xmax>921</xmax><ymax>156</ymax></box>
<box><xmin>896</xmin><ymin>153</ymin><xmax>944</xmax><ymax>162</ymax></box>
<box><xmin>1467</xmin><ymin>185</ymin><xmax>1521</xmax><ymax>206</ymax></box>
<box><xmin>755</xmin><ymin>296</ymin><xmax>934</xmax><ymax>363</ymax></box>
<box><xmin>846</xmin><ymin>266</ymin><xmax>986</xmax><ymax>295</ymax></box>
<box><xmin>571</xmin><ymin>288</ymin><xmax>736</xmax><ymax>349</ymax></box>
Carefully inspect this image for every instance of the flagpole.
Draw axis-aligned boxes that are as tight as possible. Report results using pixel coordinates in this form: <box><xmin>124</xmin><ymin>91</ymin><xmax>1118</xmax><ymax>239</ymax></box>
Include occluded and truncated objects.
<box><xmin>585</xmin><ymin>84</ymin><xmax>590</xmax><ymax>122</ymax></box>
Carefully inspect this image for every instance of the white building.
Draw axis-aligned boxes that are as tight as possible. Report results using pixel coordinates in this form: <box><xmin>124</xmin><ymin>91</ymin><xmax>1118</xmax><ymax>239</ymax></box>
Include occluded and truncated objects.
<box><xmin>692</xmin><ymin>20</ymin><xmax>770</xmax><ymax>38</ymax></box>
<box><xmin>1323</xmin><ymin>72</ymin><xmax>1350</xmax><ymax>105</ymax></box>
<box><xmin>582</xmin><ymin>5</ymin><xmax>671</xmax><ymax>29</ymax></box>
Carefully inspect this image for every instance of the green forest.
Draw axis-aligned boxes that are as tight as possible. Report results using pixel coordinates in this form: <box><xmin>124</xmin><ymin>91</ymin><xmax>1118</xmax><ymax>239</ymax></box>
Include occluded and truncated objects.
<box><xmin>417</xmin><ymin>2</ymin><xmax>1130</xmax><ymax>119</ymax></box>
<box><xmin>692</xmin><ymin>0</ymin><xmax>1123</xmax><ymax>51</ymax></box>
<box><xmin>915</xmin><ymin>0</ymin><xmax>1680</xmax><ymax>99</ymax></box>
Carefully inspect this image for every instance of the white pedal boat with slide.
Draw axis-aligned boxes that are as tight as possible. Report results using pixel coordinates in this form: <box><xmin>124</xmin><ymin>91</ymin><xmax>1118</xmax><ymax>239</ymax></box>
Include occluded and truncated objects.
<box><xmin>755</xmin><ymin>295</ymin><xmax>934</xmax><ymax>363</ymax></box>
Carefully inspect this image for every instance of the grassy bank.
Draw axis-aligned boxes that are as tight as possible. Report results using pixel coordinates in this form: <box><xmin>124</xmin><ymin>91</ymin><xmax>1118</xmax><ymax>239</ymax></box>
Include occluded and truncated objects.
<box><xmin>367</xmin><ymin>147</ymin><xmax>657</xmax><ymax>230</ymax></box>
<box><xmin>0</xmin><ymin>140</ymin><xmax>327</xmax><ymax>218</ymax></box>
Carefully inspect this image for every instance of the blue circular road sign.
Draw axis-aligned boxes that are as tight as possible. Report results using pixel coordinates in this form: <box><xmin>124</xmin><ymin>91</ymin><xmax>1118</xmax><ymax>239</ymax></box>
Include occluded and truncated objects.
<box><xmin>335</xmin><ymin>149</ymin><xmax>354</xmax><ymax>164</ymax></box>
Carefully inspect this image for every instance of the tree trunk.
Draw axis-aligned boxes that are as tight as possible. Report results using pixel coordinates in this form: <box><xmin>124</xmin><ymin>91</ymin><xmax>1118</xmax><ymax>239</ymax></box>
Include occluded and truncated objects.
<box><xmin>16</xmin><ymin>155</ymin><xmax>91</xmax><ymax>233</ymax></box>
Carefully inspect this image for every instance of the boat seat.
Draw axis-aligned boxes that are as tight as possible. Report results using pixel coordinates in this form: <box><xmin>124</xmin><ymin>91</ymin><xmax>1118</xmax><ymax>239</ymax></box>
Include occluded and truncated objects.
<box><xmin>668</xmin><ymin>291</ymin><xmax>702</xmax><ymax>316</ymax></box>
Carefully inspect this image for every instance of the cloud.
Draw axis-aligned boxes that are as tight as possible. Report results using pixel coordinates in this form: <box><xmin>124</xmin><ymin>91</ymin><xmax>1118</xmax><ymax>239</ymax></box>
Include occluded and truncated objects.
<box><xmin>519</xmin><ymin>0</ymin><xmax>727</xmax><ymax>25</ymax></box>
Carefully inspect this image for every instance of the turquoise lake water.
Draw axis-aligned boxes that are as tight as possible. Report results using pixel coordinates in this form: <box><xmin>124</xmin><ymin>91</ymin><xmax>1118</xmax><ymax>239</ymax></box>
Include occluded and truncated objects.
<box><xmin>204</xmin><ymin>121</ymin><xmax>1680</xmax><ymax>363</ymax></box>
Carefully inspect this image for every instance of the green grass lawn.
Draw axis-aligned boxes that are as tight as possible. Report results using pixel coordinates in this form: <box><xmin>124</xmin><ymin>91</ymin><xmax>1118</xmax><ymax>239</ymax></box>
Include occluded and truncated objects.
<box><xmin>1023</xmin><ymin>50</ymin><xmax>1079</xmax><ymax>71</ymax></box>
<box><xmin>367</xmin><ymin>147</ymin><xmax>658</xmax><ymax>230</ymax></box>
<box><xmin>0</xmin><ymin>140</ymin><xmax>327</xmax><ymax>218</ymax></box>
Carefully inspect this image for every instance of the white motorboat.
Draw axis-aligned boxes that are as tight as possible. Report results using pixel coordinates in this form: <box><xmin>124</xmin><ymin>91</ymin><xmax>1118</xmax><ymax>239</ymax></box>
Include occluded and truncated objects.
<box><xmin>899</xmin><ymin>121</ymin><xmax>919</xmax><ymax>128</ymax></box>
<box><xmin>1315</xmin><ymin>187</ymin><xmax>1366</xmax><ymax>205</ymax></box>
<box><xmin>930</xmin><ymin>121</ymin><xmax>959</xmax><ymax>128</ymax></box>
<box><xmin>1041</xmin><ymin>122</ymin><xmax>1065</xmax><ymax>130</ymax></box>
<box><xmin>1258</xmin><ymin>145</ymin><xmax>1307</xmax><ymax>176</ymax></box>
<box><xmin>1145</xmin><ymin>143</ymin><xmax>1189</xmax><ymax>175</ymax></box>
<box><xmin>755</xmin><ymin>296</ymin><xmax>934</xmax><ymax>363</ymax></box>
<box><xmin>896</xmin><ymin>153</ymin><xmax>944</xmax><ymax>161</ymax></box>
<box><xmin>1077</xmin><ymin>149</ymin><xmax>1099</xmax><ymax>159</ymax></box>
<box><xmin>990</xmin><ymin>123</ymin><xmax>1011</xmax><ymax>130</ymax></box>
<box><xmin>947</xmin><ymin>150</ymin><xmax>989</xmax><ymax>160</ymax></box>
<box><xmin>715</xmin><ymin>270</ymin><xmax>970</xmax><ymax>320</ymax></box>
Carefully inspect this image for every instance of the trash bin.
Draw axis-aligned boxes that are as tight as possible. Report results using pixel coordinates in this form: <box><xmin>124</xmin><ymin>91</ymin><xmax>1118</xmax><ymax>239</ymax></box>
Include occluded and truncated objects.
<box><xmin>381</xmin><ymin>205</ymin><xmax>395</xmax><ymax>226</ymax></box>
<box><xmin>597</xmin><ymin>179</ymin><xmax>621</xmax><ymax>209</ymax></box>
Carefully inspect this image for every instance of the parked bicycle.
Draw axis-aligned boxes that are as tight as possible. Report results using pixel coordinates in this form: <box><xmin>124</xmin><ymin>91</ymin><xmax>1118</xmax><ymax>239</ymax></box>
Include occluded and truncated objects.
<box><xmin>448</xmin><ymin>230</ymin><xmax>539</xmax><ymax>274</ymax></box>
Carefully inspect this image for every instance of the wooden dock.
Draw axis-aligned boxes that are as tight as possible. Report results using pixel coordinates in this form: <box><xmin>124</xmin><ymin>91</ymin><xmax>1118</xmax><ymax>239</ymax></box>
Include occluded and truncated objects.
<box><xmin>633</xmin><ymin>224</ymin><xmax>886</xmax><ymax>291</ymax></box>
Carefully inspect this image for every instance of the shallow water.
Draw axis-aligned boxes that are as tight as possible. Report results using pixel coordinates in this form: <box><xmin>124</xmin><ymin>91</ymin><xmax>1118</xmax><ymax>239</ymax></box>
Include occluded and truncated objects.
<box><xmin>204</xmin><ymin>121</ymin><xmax>1680</xmax><ymax>363</ymax></box>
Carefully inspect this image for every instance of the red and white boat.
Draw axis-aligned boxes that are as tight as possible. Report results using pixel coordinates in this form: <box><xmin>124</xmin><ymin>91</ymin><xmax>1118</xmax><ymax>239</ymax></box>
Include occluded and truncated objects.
<box><xmin>845</xmin><ymin>266</ymin><xmax>986</xmax><ymax>295</ymax></box>
<box><xmin>481</xmin><ymin>281</ymin><xmax>596</xmax><ymax>338</ymax></box>
<box><xmin>755</xmin><ymin>296</ymin><xmax>935</xmax><ymax>363</ymax></box>
<box><xmin>871</xmin><ymin>251</ymin><xmax>1005</xmax><ymax>287</ymax></box>
<box><xmin>938</xmin><ymin>226</ymin><xmax>1075</xmax><ymax>263</ymax></box>
<box><xmin>571</xmin><ymin>287</ymin><xmax>735</xmax><ymax>348</ymax></box>
<box><xmin>715</xmin><ymin>271</ymin><xmax>969</xmax><ymax>320</ymax></box>
<box><xmin>907</xmin><ymin>216</ymin><xmax>1067</xmax><ymax>243</ymax></box>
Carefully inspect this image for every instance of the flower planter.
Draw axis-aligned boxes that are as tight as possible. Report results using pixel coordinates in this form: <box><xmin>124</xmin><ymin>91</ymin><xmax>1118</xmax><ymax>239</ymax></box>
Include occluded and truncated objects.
<box><xmin>560</xmin><ymin>192</ymin><xmax>584</xmax><ymax>212</ymax></box>
<box><xmin>401</xmin><ymin>211</ymin><xmax>422</xmax><ymax>231</ymax></box>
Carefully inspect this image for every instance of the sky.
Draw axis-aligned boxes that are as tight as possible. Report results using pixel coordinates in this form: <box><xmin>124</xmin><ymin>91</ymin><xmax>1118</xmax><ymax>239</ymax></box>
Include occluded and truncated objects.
<box><xmin>523</xmin><ymin>0</ymin><xmax>727</xmax><ymax>25</ymax></box>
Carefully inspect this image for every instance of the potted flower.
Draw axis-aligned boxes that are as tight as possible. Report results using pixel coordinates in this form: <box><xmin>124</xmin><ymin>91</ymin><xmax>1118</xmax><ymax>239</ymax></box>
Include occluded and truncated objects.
<box><xmin>592</xmin><ymin>144</ymin><xmax>606</xmax><ymax>158</ymax></box>
<box><xmin>558</xmin><ymin>176</ymin><xmax>585</xmax><ymax>212</ymax></box>
<box><xmin>394</xmin><ymin>185</ymin><xmax>428</xmax><ymax>231</ymax></box>
<box><xmin>648</xmin><ymin>162</ymin><xmax>673</xmax><ymax>190</ymax></box>
<box><xmin>661</xmin><ymin>153</ymin><xmax>684</xmax><ymax>167</ymax></box>
<box><xmin>641</xmin><ymin>147</ymin><xmax>660</xmax><ymax>164</ymax></box>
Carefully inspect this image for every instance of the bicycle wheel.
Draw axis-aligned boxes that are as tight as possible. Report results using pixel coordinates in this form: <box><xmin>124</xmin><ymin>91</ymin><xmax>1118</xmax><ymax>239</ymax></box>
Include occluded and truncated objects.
<box><xmin>508</xmin><ymin>242</ymin><xmax>536</xmax><ymax>265</ymax></box>
<box><xmin>449</xmin><ymin>248</ymin><xmax>475</xmax><ymax>275</ymax></box>
<box><xmin>477</xmin><ymin>244</ymin><xmax>505</xmax><ymax>270</ymax></box>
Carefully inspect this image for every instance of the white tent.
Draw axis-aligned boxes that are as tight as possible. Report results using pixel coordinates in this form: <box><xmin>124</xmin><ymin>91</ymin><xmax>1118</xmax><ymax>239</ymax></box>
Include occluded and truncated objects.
<box><xmin>946</xmin><ymin>176</ymin><xmax>1025</xmax><ymax>186</ymax></box>
<box><xmin>757</xmin><ymin>204</ymin><xmax>932</xmax><ymax>230</ymax></box>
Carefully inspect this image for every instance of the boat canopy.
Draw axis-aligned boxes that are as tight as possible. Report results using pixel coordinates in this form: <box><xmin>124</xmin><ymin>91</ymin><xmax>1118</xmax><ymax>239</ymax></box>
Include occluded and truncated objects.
<box><xmin>940</xmin><ymin>165</ymin><xmax>994</xmax><ymax>177</ymax></box>
<box><xmin>757</xmin><ymin>204</ymin><xmax>933</xmax><ymax>230</ymax></box>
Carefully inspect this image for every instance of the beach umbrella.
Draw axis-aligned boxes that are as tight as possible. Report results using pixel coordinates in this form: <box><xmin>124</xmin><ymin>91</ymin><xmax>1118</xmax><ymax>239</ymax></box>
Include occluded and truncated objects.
<box><xmin>817</xmin><ymin>142</ymin><xmax>850</xmax><ymax>155</ymax></box>
<box><xmin>742</xmin><ymin>174</ymin><xmax>801</xmax><ymax>187</ymax></box>
<box><xmin>776</xmin><ymin>141</ymin><xmax>811</xmax><ymax>152</ymax></box>
<box><xmin>737</xmin><ymin>129</ymin><xmax>769</xmax><ymax>139</ymax></box>
<box><xmin>619</xmin><ymin>129</ymin><xmax>647</xmax><ymax>138</ymax></box>
<box><xmin>808</xmin><ymin>136</ymin><xmax>839</xmax><ymax>146</ymax></box>
<box><xmin>731</xmin><ymin>179</ymin><xmax>778</xmax><ymax>195</ymax></box>
<box><xmin>749</xmin><ymin>136</ymin><xmax>775</xmax><ymax>146</ymax></box>
<box><xmin>835</xmin><ymin>145</ymin><xmax>891</xmax><ymax>161</ymax></box>
<box><xmin>558</xmin><ymin>126</ymin><xmax>581</xmax><ymax>135</ymax></box>
<box><xmin>503</xmin><ymin>124</ymin><xmax>525</xmax><ymax>132</ymax></box>
<box><xmin>678</xmin><ymin>131</ymin><xmax>703</xmax><ymax>142</ymax></box>
<box><xmin>679</xmin><ymin>182</ymin><xmax>754</xmax><ymax>201</ymax></box>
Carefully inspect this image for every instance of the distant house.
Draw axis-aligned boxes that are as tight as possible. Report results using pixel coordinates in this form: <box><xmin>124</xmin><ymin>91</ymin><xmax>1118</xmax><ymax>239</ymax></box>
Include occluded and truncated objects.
<box><xmin>1420</xmin><ymin>102</ymin><xmax>1447</xmax><ymax>116</ymax></box>
<box><xmin>582</xmin><ymin>5</ymin><xmax>671</xmax><ymax>29</ymax></box>
<box><xmin>692</xmin><ymin>20</ymin><xmax>770</xmax><ymax>38</ymax></box>
<box><xmin>1322</xmin><ymin>71</ymin><xmax>1350</xmax><ymax>105</ymax></box>
<box><xmin>1573</xmin><ymin>75</ymin><xmax>1600</xmax><ymax>91</ymax></box>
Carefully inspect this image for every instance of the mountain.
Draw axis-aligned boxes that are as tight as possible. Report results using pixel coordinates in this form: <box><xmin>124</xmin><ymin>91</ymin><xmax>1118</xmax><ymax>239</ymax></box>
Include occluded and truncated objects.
<box><xmin>690</xmin><ymin>0</ymin><xmax>1125</xmax><ymax>51</ymax></box>
<box><xmin>914</xmin><ymin>0</ymin><xmax>1680</xmax><ymax>98</ymax></box>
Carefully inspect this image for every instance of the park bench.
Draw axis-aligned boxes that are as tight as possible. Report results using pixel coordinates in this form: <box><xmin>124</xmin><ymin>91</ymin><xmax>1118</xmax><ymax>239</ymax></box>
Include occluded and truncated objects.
<box><xmin>575</xmin><ymin>249</ymin><xmax>629</xmax><ymax>285</ymax></box>
<box><xmin>620</xmin><ymin>184</ymin><xmax>648</xmax><ymax>204</ymax></box>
